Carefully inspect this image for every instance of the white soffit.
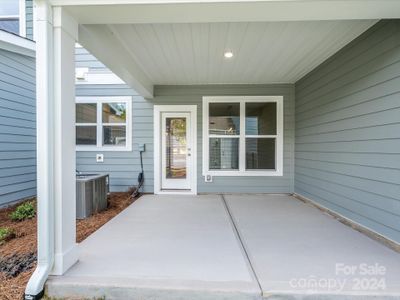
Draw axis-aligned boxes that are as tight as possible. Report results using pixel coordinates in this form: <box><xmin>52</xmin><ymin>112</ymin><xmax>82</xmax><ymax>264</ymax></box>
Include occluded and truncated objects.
<box><xmin>102</xmin><ymin>20</ymin><xmax>377</xmax><ymax>85</ymax></box>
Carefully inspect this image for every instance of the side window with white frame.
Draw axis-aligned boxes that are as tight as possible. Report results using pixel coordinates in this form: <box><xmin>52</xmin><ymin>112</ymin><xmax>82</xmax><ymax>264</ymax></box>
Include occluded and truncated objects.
<box><xmin>76</xmin><ymin>97</ymin><xmax>132</xmax><ymax>151</ymax></box>
<box><xmin>203</xmin><ymin>96</ymin><xmax>283</xmax><ymax>177</ymax></box>
<box><xmin>0</xmin><ymin>0</ymin><xmax>26</xmax><ymax>37</ymax></box>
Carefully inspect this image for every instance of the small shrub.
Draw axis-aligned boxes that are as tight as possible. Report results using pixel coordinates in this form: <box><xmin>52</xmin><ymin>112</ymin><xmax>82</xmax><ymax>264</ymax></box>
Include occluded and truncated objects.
<box><xmin>10</xmin><ymin>201</ymin><xmax>36</xmax><ymax>221</ymax></box>
<box><xmin>0</xmin><ymin>227</ymin><xmax>15</xmax><ymax>245</ymax></box>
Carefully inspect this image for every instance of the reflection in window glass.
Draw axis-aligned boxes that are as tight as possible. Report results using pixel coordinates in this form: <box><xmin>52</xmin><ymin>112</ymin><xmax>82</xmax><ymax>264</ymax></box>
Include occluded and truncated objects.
<box><xmin>209</xmin><ymin>138</ymin><xmax>239</xmax><ymax>170</ymax></box>
<box><xmin>165</xmin><ymin>118</ymin><xmax>187</xmax><ymax>179</ymax></box>
<box><xmin>102</xmin><ymin>103</ymin><xmax>126</xmax><ymax>123</ymax></box>
<box><xmin>103</xmin><ymin>126</ymin><xmax>126</xmax><ymax>146</ymax></box>
<box><xmin>76</xmin><ymin>103</ymin><xmax>97</xmax><ymax>123</ymax></box>
<box><xmin>0</xmin><ymin>0</ymin><xmax>19</xmax><ymax>15</ymax></box>
<box><xmin>246</xmin><ymin>138</ymin><xmax>275</xmax><ymax>170</ymax></box>
<box><xmin>209</xmin><ymin>103</ymin><xmax>240</xmax><ymax>135</ymax></box>
<box><xmin>76</xmin><ymin>126</ymin><xmax>96</xmax><ymax>145</ymax></box>
<box><xmin>0</xmin><ymin>20</ymin><xmax>19</xmax><ymax>34</ymax></box>
<box><xmin>0</xmin><ymin>0</ymin><xmax>20</xmax><ymax>35</ymax></box>
<box><xmin>245</xmin><ymin>102</ymin><xmax>277</xmax><ymax>135</ymax></box>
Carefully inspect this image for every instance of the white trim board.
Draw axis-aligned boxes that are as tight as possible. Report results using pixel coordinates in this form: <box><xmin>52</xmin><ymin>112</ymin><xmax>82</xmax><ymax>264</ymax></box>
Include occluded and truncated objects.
<box><xmin>76</xmin><ymin>72</ymin><xmax>125</xmax><ymax>85</ymax></box>
<box><xmin>50</xmin><ymin>1</ymin><xmax>395</xmax><ymax>23</ymax></box>
<box><xmin>154</xmin><ymin>105</ymin><xmax>197</xmax><ymax>195</ymax></box>
<box><xmin>19</xmin><ymin>0</ymin><xmax>26</xmax><ymax>37</ymax></box>
<box><xmin>0</xmin><ymin>30</ymin><xmax>35</xmax><ymax>57</ymax></box>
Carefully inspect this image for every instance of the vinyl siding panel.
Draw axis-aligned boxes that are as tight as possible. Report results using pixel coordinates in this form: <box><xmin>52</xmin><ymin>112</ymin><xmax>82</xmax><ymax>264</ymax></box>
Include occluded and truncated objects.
<box><xmin>295</xmin><ymin>20</ymin><xmax>400</xmax><ymax>243</ymax></box>
<box><xmin>75</xmin><ymin>47</ymin><xmax>108</xmax><ymax>72</ymax></box>
<box><xmin>0</xmin><ymin>49</ymin><xmax>36</xmax><ymax>206</ymax></box>
<box><xmin>25</xmin><ymin>0</ymin><xmax>34</xmax><ymax>40</ymax></box>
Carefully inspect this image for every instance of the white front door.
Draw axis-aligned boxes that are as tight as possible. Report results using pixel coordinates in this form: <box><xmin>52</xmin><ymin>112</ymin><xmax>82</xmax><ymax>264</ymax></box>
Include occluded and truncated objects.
<box><xmin>154</xmin><ymin>105</ymin><xmax>197</xmax><ymax>194</ymax></box>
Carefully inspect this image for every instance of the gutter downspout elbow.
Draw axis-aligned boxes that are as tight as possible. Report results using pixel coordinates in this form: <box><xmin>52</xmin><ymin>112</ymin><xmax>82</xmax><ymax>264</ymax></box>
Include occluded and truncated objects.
<box><xmin>24</xmin><ymin>262</ymin><xmax>53</xmax><ymax>300</ymax></box>
<box><xmin>25</xmin><ymin>193</ymin><xmax>54</xmax><ymax>298</ymax></box>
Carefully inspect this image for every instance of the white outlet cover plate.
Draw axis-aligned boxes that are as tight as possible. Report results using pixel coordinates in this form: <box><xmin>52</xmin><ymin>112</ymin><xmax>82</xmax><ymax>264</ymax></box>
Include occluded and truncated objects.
<box><xmin>96</xmin><ymin>154</ymin><xmax>104</xmax><ymax>163</ymax></box>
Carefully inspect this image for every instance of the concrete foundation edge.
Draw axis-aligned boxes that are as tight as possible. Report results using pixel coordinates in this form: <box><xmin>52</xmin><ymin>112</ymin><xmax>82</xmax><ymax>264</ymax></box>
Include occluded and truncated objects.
<box><xmin>293</xmin><ymin>193</ymin><xmax>400</xmax><ymax>253</ymax></box>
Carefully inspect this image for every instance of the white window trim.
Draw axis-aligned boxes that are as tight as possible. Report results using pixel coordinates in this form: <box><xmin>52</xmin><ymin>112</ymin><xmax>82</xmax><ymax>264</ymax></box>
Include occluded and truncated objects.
<box><xmin>0</xmin><ymin>15</ymin><xmax>19</xmax><ymax>19</ymax></box>
<box><xmin>19</xmin><ymin>0</ymin><xmax>26</xmax><ymax>37</ymax></box>
<box><xmin>76</xmin><ymin>96</ymin><xmax>132</xmax><ymax>152</ymax></box>
<box><xmin>0</xmin><ymin>0</ymin><xmax>26</xmax><ymax>37</ymax></box>
<box><xmin>202</xmin><ymin>96</ymin><xmax>283</xmax><ymax>177</ymax></box>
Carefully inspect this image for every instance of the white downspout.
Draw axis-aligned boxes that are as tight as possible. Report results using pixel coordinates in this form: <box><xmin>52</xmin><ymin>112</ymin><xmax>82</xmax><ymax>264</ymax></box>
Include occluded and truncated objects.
<box><xmin>25</xmin><ymin>1</ymin><xmax>55</xmax><ymax>299</ymax></box>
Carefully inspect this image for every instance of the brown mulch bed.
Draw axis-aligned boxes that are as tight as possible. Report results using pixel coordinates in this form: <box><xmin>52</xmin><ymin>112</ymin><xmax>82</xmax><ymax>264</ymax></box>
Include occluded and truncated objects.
<box><xmin>0</xmin><ymin>192</ymin><xmax>135</xmax><ymax>300</ymax></box>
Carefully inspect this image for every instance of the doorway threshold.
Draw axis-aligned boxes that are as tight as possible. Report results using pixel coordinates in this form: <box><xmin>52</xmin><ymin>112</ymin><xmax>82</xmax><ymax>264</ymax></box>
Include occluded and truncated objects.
<box><xmin>157</xmin><ymin>189</ymin><xmax>195</xmax><ymax>195</ymax></box>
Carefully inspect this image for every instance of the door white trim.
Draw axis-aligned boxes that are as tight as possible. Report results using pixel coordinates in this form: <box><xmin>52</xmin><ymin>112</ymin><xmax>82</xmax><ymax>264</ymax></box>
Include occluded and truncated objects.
<box><xmin>154</xmin><ymin>105</ymin><xmax>197</xmax><ymax>195</ymax></box>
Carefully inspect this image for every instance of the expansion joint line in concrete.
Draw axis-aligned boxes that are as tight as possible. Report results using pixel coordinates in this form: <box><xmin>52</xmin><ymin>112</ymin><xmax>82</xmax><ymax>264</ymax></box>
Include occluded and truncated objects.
<box><xmin>220</xmin><ymin>194</ymin><xmax>263</xmax><ymax>295</ymax></box>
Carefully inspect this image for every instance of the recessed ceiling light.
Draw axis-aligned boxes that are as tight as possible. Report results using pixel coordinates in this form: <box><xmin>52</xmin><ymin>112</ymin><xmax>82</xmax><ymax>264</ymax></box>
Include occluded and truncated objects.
<box><xmin>224</xmin><ymin>51</ymin><xmax>234</xmax><ymax>58</ymax></box>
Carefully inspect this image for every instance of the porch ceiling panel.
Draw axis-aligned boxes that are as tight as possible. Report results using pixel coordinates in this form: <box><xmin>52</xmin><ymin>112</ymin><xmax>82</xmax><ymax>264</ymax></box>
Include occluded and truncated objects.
<box><xmin>79</xmin><ymin>24</ymin><xmax>154</xmax><ymax>98</ymax></box>
<box><xmin>97</xmin><ymin>20</ymin><xmax>376</xmax><ymax>85</ymax></box>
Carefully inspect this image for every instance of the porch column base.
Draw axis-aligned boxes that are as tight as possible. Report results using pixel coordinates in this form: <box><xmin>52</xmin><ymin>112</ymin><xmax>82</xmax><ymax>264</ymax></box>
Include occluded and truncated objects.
<box><xmin>51</xmin><ymin>244</ymin><xmax>79</xmax><ymax>275</ymax></box>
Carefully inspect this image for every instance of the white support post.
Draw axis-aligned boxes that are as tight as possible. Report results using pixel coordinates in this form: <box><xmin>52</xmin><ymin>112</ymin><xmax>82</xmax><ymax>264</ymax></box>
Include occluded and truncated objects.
<box><xmin>26</xmin><ymin>3</ymin><xmax>78</xmax><ymax>297</ymax></box>
<box><xmin>51</xmin><ymin>6</ymin><xmax>79</xmax><ymax>275</ymax></box>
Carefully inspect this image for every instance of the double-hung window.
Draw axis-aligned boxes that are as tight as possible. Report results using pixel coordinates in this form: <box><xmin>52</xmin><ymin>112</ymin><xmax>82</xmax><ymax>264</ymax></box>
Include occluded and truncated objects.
<box><xmin>76</xmin><ymin>97</ymin><xmax>132</xmax><ymax>151</ymax></box>
<box><xmin>203</xmin><ymin>96</ymin><xmax>283</xmax><ymax>176</ymax></box>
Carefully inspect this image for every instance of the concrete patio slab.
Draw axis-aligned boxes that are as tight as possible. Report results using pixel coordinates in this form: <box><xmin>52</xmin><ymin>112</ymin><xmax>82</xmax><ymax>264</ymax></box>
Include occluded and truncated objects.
<box><xmin>225</xmin><ymin>194</ymin><xmax>400</xmax><ymax>299</ymax></box>
<box><xmin>46</xmin><ymin>194</ymin><xmax>260</xmax><ymax>300</ymax></box>
<box><xmin>46</xmin><ymin>194</ymin><xmax>400</xmax><ymax>299</ymax></box>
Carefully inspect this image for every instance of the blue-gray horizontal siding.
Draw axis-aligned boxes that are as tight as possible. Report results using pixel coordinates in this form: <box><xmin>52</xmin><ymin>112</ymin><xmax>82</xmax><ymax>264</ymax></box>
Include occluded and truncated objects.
<box><xmin>25</xmin><ymin>0</ymin><xmax>34</xmax><ymax>40</ymax></box>
<box><xmin>75</xmin><ymin>84</ymin><xmax>153</xmax><ymax>193</ymax></box>
<box><xmin>75</xmin><ymin>47</ymin><xmax>108</xmax><ymax>72</ymax></box>
<box><xmin>0</xmin><ymin>48</ymin><xmax>36</xmax><ymax>206</ymax></box>
<box><xmin>153</xmin><ymin>84</ymin><xmax>295</xmax><ymax>193</ymax></box>
<box><xmin>76</xmin><ymin>84</ymin><xmax>295</xmax><ymax>194</ymax></box>
<box><xmin>294</xmin><ymin>20</ymin><xmax>400</xmax><ymax>243</ymax></box>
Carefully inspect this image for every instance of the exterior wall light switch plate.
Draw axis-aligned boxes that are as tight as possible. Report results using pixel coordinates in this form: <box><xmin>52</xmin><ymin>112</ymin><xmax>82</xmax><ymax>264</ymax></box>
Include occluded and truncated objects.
<box><xmin>96</xmin><ymin>154</ymin><xmax>104</xmax><ymax>163</ymax></box>
<box><xmin>205</xmin><ymin>175</ymin><xmax>213</xmax><ymax>182</ymax></box>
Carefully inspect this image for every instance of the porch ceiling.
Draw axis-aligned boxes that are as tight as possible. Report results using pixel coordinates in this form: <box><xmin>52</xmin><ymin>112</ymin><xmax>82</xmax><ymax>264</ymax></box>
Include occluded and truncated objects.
<box><xmin>56</xmin><ymin>1</ymin><xmax>400</xmax><ymax>98</ymax></box>
<box><xmin>106</xmin><ymin>21</ymin><xmax>375</xmax><ymax>85</ymax></box>
<box><xmin>78</xmin><ymin>20</ymin><xmax>376</xmax><ymax>95</ymax></box>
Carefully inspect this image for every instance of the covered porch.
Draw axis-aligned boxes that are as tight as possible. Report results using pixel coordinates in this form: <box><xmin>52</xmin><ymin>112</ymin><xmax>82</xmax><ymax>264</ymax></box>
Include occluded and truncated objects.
<box><xmin>46</xmin><ymin>194</ymin><xmax>400</xmax><ymax>299</ymax></box>
<box><xmin>27</xmin><ymin>0</ymin><xmax>400</xmax><ymax>299</ymax></box>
